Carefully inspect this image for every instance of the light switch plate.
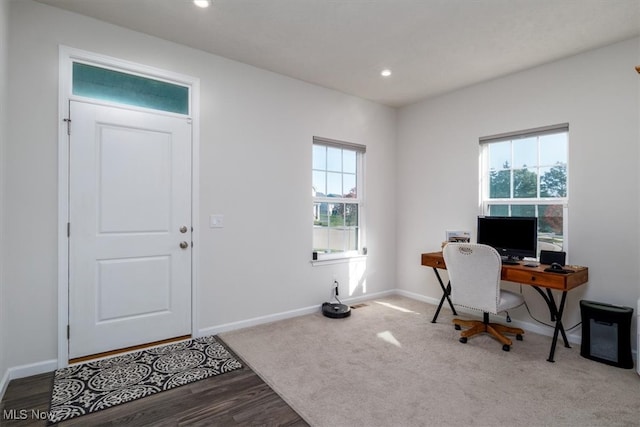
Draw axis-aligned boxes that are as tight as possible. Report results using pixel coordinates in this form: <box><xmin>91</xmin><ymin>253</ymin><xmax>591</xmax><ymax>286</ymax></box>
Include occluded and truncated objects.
<box><xmin>209</xmin><ymin>214</ymin><xmax>224</xmax><ymax>228</ymax></box>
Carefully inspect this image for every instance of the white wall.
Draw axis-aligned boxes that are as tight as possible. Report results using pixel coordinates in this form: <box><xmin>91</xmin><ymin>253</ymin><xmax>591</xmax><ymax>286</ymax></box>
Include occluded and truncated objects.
<box><xmin>397</xmin><ymin>37</ymin><xmax>640</xmax><ymax>344</ymax></box>
<box><xmin>0</xmin><ymin>0</ymin><xmax>9</xmax><ymax>396</ymax></box>
<box><xmin>3</xmin><ymin>1</ymin><xmax>396</xmax><ymax>370</ymax></box>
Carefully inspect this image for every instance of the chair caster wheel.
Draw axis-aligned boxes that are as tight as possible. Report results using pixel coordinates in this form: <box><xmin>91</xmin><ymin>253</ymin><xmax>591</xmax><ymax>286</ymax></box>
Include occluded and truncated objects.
<box><xmin>459</xmin><ymin>337</ymin><xmax>467</xmax><ymax>344</ymax></box>
<box><xmin>454</xmin><ymin>324</ymin><xmax>461</xmax><ymax>330</ymax></box>
<box><xmin>516</xmin><ymin>334</ymin><xmax>523</xmax><ymax>341</ymax></box>
<box><xmin>502</xmin><ymin>344</ymin><xmax>510</xmax><ymax>352</ymax></box>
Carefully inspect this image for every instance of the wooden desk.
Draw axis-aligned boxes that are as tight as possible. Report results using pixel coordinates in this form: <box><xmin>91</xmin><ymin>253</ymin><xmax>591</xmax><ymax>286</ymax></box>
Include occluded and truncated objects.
<box><xmin>421</xmin><ymin>251</ymin><xmax>589</xmax><ymax>362</ymax></box>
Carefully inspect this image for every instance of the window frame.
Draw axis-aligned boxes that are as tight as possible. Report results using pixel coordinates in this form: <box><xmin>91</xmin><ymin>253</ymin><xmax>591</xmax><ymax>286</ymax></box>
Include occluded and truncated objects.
<box><xmin>479</xmin><ymin>124</ymin><xmax>569</xmax><ymax>255</ymax></box>
<box><xmin>312</xmin><ymin>136</ymin><xmax>366</xmax><ymax>262</ymax></box>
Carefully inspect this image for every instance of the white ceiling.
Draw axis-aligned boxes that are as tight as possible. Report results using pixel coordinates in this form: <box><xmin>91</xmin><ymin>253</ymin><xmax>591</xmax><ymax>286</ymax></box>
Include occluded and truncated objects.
<box><xmin>36</xmin><ymin>0</ymin><xmax>640</xmax><ymax>107</ymax></box>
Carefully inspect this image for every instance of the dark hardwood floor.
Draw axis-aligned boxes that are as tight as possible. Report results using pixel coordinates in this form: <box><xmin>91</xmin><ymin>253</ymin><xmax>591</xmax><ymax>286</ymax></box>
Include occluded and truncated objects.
<box><xmin>1</xmin><ymin>345</ymin><xmax>308</xmax><ymax>426</ymax></box>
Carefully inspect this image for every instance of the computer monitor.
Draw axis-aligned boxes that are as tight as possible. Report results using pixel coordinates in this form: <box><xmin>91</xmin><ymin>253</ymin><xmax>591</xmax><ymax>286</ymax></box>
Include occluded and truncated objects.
<box><xmin>477</xmin><ymin>216</ymin><xmax>538</xmax><ymax>264</ymax></box>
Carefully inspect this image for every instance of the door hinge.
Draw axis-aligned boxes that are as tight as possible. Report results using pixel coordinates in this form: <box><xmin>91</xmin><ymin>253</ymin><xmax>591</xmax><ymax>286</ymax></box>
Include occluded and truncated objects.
<box><xmin>67</xmin><ymin>222</ymin><xmax>70</xmax><ymax>237</ymax></box>
<box><xmin>63</xmin><ymin>118</ymin><xmax>71</xmax><ymax>135</ymax></box>
<box><xmin>67</xmin><ymin>325</ymin><xmax>70</xmax><ymax>339</ymax></box>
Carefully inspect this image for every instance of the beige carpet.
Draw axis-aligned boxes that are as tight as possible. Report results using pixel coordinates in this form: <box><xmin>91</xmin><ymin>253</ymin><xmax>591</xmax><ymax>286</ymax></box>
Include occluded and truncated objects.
<box><xmin>220</xmin><ymin>295</ymin><xmax>639</xmax><ymax>427</ymax></box>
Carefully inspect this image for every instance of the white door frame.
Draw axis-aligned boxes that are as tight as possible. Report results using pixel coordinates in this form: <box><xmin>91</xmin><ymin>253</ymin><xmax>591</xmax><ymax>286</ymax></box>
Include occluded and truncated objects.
<box><xmin>57</xmin><ymin>46</ymin><xmax>200</xmax><ymax>367</ymax></box>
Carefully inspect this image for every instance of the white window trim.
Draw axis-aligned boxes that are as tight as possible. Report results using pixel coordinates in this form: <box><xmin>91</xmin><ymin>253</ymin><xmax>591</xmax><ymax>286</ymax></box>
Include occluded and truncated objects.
<box><xmin>312</xmin><ymin>137</ymin><xmax>366</xmax><ymax>262</ymax></box>
<box><xmin>310</xmin><ymin>254</ymin><xmax>368</xmax><ymax>266</ymax></box>
<box><xmin>479</xmin><ymin>124</ymin><xmax>569</xmax><ymax>256</ymax></box>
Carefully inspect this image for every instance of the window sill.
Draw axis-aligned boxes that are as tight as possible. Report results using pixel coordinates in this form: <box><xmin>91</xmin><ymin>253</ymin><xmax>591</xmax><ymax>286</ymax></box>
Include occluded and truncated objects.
<box><xmin>310</xmin><ymin>255</ymin><xmax>367</xmax><ymax>266</ymax></box>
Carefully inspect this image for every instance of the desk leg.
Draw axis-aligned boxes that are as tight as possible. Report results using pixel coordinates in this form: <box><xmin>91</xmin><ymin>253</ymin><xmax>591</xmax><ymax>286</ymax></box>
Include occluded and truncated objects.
<box><xmin>431</xmin><ymin>268</ymin><xmax>457</xmax><ymax>323</ymax></box>
<box><xmin>532</xmin><ymin>286</ymin><xmax>570</xmax><ymax>362</ymax></box>
<box><xmin>548</xmin><ymin>289</ymin><xmax>570</xmax><ymax>347</ymax></box>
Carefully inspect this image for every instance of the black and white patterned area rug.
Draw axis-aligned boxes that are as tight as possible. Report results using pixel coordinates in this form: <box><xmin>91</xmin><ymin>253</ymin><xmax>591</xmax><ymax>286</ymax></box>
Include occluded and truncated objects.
<box><xmin>48</xmin><ymin>335</ymin><xmax>242</xmax><ymax>424</ymax></box>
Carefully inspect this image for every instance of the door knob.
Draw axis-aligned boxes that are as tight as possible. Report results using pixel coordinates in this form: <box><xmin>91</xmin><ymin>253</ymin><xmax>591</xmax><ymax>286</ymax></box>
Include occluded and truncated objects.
<box><xmin>179</xmin><ymin>241</ymin><xmax>189</xmax><ymax>249</ymax></box>
<box><xmin>180</xmin><ymin>226</ymin><xmax>188</xmax><ymax>233</ymax></box>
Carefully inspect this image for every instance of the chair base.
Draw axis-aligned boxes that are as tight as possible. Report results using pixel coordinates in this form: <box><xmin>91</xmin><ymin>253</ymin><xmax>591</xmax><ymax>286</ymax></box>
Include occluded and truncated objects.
<box><xmin>453</xmin><ymin>312</ymin><xmax>524</xmax><ymax>350</ymax></box>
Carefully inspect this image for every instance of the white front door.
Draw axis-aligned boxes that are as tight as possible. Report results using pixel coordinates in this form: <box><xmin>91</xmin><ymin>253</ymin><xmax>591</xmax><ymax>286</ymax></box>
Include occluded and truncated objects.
<box><xmin>68</xmin><ymin>100</ymin><xmax>192</xmax><ymax>359</ymax></box>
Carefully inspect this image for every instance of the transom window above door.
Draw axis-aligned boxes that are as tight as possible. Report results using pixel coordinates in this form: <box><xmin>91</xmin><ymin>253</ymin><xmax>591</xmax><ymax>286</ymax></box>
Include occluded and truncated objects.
<box><xmin>72</xmin><ymin>62</ymin><xmax>189</xmax><ymax>115</ymax></box>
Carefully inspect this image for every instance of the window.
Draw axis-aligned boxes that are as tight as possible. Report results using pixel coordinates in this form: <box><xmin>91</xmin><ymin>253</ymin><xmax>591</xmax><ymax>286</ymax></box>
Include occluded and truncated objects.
<box><xmin>312</xmin><ymin>137</ymin><xmax>365</xmax><ymax>259</ymax></box>
<box><xmin>72</xmin><ymin>62</ymin><xmax>189</xmax><ymax>114</ymax></box>
<box><xmin>480</xmin><ymin>124</ymin><xmax>568</xmax><ymax>253</ymax></box>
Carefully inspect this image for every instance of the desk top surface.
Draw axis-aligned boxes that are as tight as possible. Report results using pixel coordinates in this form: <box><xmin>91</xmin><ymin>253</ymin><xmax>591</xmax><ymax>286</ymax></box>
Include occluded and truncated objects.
<box><xmin>421</xmin><ymin>251</ymin><xmax>588</xmax><ymax>291</ymax></box>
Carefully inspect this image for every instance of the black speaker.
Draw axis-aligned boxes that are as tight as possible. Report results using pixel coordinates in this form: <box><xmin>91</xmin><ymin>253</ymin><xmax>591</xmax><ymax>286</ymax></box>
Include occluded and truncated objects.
<box><xmin>539</xmin><ymin>250</ymin><xmax>566</xmax><ymax>266</ymax></box>
<box><xmin>580</xmin><ymin>300</ymin><xmax>633</xmax><ymax>369</ymax></box>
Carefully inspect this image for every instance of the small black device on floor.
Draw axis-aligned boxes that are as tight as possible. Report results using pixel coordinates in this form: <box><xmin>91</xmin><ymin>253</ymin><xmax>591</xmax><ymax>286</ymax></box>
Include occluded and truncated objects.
<box><xmin>579</xmin><ymin>300</ymin><xmax>633</xmax><ymax>369</ymax></box>
<box><xmin>322</xmin><ymin>280</ymin><xmax>351</xmax><ymax>318</ymax></box>
<box><xmin>322</xmin><ymin>302</ymin><xmax>351</xmax><ymax>318</ymax></box>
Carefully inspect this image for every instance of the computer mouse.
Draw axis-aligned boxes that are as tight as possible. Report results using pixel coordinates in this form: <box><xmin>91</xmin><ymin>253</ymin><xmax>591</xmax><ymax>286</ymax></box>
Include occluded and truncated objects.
<box><xmin>550</xmin><ymin>262</ymin><xmax>563</xmax><ymax>271</ymax></box>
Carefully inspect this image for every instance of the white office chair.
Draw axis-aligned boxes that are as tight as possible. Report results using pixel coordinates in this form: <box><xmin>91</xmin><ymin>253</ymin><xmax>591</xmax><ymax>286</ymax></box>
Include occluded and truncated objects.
<box><xmin>442</xmin><ymin>243</ymin><xmax>525</xmax><ymax>351</ymax></box>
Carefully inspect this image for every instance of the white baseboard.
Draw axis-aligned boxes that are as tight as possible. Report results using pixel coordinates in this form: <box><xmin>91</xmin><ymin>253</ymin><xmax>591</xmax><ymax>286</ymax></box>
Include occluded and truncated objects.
<box><xmin>198</xmin><ymin>289</ymin><xmax>397</xmax><ymax>337</ymax></box>
<box><xmin>198</xmin><ymin>305</ymin><xmax>319</xmax><ymax>337</ymax></box>
<box><xmin>0</xmin><ymin>359</ymin><xmax>57</xmax><ymax>402</ymax></box>
<box><xmin>394</xmin><ymin>288</ymin><xmax>442</xmax><ymax>306</ymax></box>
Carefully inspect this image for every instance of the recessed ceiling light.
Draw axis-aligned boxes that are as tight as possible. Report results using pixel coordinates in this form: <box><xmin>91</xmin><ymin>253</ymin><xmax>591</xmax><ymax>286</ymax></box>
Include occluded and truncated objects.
<box><xmin>193</xmin><ymin>0</ymin><xmax>211</xmax><ymax>8</ymax></box>
<box><xmin>381</xmin><ymin>69</ymin><xmax>392</xmax><ymax>77</ymax></box>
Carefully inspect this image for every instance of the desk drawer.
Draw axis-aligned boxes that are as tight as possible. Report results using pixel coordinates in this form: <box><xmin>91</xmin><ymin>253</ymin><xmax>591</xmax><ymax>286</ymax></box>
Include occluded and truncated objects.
<box><xmin>421</xmin><ymin>253</ymin><xmax>446</xmax><ymax>269</ymax></box>
<box><xmin>503</xmin><ymin>269</ymin><xmax>567</xmax><ymax>290</ymax></box>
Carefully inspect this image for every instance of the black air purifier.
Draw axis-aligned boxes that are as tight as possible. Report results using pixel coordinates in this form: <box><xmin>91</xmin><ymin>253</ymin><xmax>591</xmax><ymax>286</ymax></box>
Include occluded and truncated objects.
<box><xmin>580</xmin><ymin>300</ymin><xmax>633</xmax><ymax>369</ymax></box>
